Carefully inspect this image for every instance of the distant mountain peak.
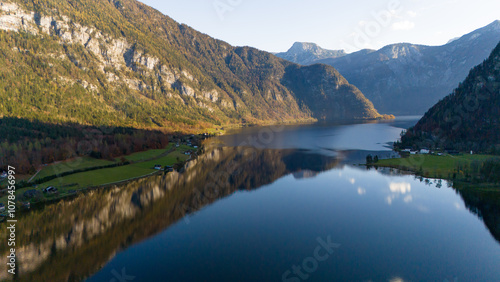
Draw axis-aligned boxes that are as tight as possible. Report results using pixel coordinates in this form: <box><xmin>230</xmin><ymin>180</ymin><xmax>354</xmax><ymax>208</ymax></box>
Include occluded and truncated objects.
<box><xmin>307</xmin><ymin>21</ymin><xmax>500</xmax><ymax>115</ymax></box>
<box><xmin>472</xmin><ymin>20</ymin><xmax>499</xmax><ymax>33</ymax></box>
<box><xmin>288</xmin><ymin>42</ymin><xmax>323</xmax><ymax>53</ymax></box>
<box><xmin>486</xmin><ymin>19</ymin><xmax>500</xmax><ymax>30</ymax></box>
<box><xmin>377</xmin><ymin>43</ymin><xmax>424</xmax><ymax>59</ymax></box>
<box><xmin>290</xmin><ymin>42</ymin><xmax>316</xmax><ymax>49</ymax></box>
<box><xmin>276</xmin><ymin>42</ymin><xmax>346</xmax><ymax>65</ymax></box>
<box><xmin>446</xmin><ymin>20</ymin><xmax>500</xmax><ymax>45</ymax></box>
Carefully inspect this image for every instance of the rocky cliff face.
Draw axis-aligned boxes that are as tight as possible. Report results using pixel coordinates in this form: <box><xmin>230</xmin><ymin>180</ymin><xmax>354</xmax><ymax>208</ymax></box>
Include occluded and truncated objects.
<box><xmin>0</xmin><ymin>1</ymin><xmax>223</xmax><ymax>111</ymax></box>
<box><xmin>279</xmin><ymin>21</ymin><xmax>500</xmax><ymax>115</ymax></box>
<box><xmin>0</xmin><ymin>0</ymin><xmax>385</xmax><ymax>131</ymax></box>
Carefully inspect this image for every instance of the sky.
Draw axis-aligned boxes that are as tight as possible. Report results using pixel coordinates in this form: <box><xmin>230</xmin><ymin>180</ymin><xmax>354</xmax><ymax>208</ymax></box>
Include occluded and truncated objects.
<box><xmin>138</xmin><ymin>0</ymin><xmax>500</xmax><ymax>53</ymax></box>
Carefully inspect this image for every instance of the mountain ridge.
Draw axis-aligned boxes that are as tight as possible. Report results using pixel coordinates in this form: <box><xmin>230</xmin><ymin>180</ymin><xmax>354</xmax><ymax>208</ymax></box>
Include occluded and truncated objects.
<box><xmin>397</xmin><ymin>40</ymin><xmax>500</xmax><ymax>153</ymax></box>
<box><xmin>0</xmin><ymin>0</ymin><xmax>389</xmax><ymax>132</ymax></box>
<box><xmin>277</xmin><ymin>21</ymin><xmax>500</xmax><ymax>115</ymax></box>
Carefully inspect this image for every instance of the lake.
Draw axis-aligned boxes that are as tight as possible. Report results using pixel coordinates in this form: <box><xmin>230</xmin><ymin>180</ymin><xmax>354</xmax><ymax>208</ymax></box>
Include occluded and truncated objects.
<box><xmin>3</xmin><ymin>117</ymin><xmax>499</xmax><ymax>281</ymax></box>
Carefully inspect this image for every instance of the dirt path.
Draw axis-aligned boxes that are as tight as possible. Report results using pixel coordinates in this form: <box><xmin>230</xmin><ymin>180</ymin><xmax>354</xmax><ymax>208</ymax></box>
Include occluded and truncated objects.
<box><xmin>27</xmin><ymin>169</ymin><xmax>41</xmax><ymax>183</ymax></box>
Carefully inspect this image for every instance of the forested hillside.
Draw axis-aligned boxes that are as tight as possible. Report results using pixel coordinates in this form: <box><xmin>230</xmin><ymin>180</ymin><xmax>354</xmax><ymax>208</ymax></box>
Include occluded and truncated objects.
<box><xmin>0</xmin><ymin>117</ymin><xmax>170</xmax><ymax>174</ymax></box>
<box><xmin>0</xmin><ymin>0</ymin><xmax>388</xmax><ymax>132</ymax></box>
<box><xmin>397</xmin><ymin>41</ymin><xmax>500</xmax><ymax>153</ymax></box>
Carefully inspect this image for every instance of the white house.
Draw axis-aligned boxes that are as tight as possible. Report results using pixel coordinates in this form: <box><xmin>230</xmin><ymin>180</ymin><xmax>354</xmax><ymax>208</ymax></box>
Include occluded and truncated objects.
<box><xmin>420</xmin><ymin>149</ymin><xmax>430</xmax><ymax>154</ymax></box>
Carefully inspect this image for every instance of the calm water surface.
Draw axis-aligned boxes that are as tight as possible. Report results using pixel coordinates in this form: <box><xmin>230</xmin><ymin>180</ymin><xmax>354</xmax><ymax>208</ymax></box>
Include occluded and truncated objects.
<box><xmin>88</xmin><ymin>117</ymin><xmax>500</xmax><ymax>281</ymax></box>
<box><xmin>91</xmin><ymin>168</ymin><xmax>500</xmax><ymax>281</ymax></box>
<box><xmin>5</xmin><ymin>117</ymin><xmax>500</xmax><ymax>281</ymax></box>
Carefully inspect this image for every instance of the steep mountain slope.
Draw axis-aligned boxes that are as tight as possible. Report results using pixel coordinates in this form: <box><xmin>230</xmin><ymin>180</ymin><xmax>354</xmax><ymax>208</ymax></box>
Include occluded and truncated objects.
<box><xmin>280</xmin><ymin>21</ymin><xmax>500</xmax><ymax>115</ymax></box>
<box><xmin>275</xmin><ymin>42</ymin><xmax>346</xmax><ymax>65</ymax></box>
<box><xmin>0</xmin><ymin>0</ymin><xmax>386</xmax><ymax>131</ymax></box>
<box><xmin>398</xmin><ymin>41</ymin><xmax>500</xmax><ymax>153</ymax></box>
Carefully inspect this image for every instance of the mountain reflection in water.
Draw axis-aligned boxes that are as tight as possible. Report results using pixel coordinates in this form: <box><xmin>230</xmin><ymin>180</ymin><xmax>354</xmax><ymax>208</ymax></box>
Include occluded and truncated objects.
<box><xmin>0</xmin><ymin>128</ymin><xmax>498</xmax><ymax>281</ymax></box>
<box><xmin>0</xmin><ymin>146</ymin><xmax>340</xmax><ymax>281</ymax></box>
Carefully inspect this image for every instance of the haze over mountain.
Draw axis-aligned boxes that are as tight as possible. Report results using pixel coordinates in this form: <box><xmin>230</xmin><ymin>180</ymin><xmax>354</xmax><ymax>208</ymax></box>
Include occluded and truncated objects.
<box><xmin>278</xmin><ymin>21</ymin><xmax>500</xmax><ymax>115</ymax></box>
<box><xmin>0</xmin><ymin>0</ymin><xmax>389</xmax><ymax>132</ymax></box>
<box><xmin>398</xmin><ymin>41</ymin><xmax>500</xmax><ymax>153</ymax></box>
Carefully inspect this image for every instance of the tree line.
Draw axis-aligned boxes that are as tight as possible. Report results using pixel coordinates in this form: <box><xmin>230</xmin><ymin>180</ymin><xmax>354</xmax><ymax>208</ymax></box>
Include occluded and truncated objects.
<box><xmin>0</xmin><ymin>117</ymin><xmax>169</xmax><ymax>174</ymax></box>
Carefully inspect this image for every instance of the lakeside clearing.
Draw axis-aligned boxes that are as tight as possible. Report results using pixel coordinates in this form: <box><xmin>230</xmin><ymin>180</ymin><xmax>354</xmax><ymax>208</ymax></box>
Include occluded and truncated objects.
<box><xmin>374</xmin><ymin>153</ymin><xmax>500</xmax><ymax>188</ymax></box>
<box><xmin>32</xmin><ymin>157</ymin><xmax>117</xmax><ymax>182</ymax></box>
<box><xmin>376</xmin><ymin>154</ymin><xmax>493</xmax><ymax>177</ymax></box>
<box><xmin>0</xmin><ymin>143</ymin><xmax>196</xmax><ymax>208</ymax></box>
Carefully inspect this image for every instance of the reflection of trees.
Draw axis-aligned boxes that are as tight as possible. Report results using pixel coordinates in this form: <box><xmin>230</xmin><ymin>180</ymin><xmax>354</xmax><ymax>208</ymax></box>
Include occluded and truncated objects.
<box><xmin>377</xmin><ymin>166</ymin><xmax>500</xmax><ymax>245</ymax></box>
<box><xmin>0</xmin><ymin>146</ymin><xmax>338</xmax><ymax>281</ymax></box>
<box><xmin>411</xmin><ymin>173</ymin><xmax>500</xmax><ymax>244</ymax></box>
<box><xmin>407</xmin><ymin>173</ymin><xmax>500</xmax><ymax>244</ymax></box>
<box><xmin>455</xmin><ymin>188</ymin><xmax>500</xmax><ymax>244</ymax></box>
<box><xmin>414</xmin><ymin>175</ymin><xmax>500</xmax><ymax>244</ymax></box>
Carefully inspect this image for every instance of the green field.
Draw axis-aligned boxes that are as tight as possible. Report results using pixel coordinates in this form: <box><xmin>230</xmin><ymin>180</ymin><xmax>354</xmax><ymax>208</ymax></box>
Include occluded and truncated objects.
<box><xmin>38</xmin><ymin>148</ymin><xmax>191</xmax><ymax>190</ymax></box>
<box><xmin>33</xmin><ymin>157</ymin><xmax>117</xmax><ymax>181</ymax></box>
<box><xmin>0</xmin><ymin>144</ymin><xmax>198</xmax><ymax>207</ymax></box>
<box><xmin>121</xmin><ymin>144</ymin><xmax>175</xmax><ymax>162</ymax></box>
<box><xmin>376</xmin><ymin>154</ymin><xmax>496</xmax><ymax>179</ymax></box>
<box><xmin>32</xmin><ymin>144</ymin><xmax>180</xmax><ymax>182</ymax></box>
<box><xmin>1</xmin><ymin>164</ymin><xmax>156</xmax><ymax>208</ymax></box>
<box><xmin>38</xmin><ymin>165</ymin><xmax>157</xmax><ymax>190</ymax></box>
<box><xmin>130</xmin><ymin>150</ymin><xmax>190</xmax><ymax>170</ymax></box>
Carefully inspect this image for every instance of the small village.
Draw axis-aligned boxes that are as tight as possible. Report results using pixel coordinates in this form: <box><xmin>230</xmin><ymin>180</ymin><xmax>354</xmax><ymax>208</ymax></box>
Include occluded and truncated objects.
<box><xmin>400</xmin><ymin>148</ymin><xmax>473</xmax><ymax>156</ymax></box>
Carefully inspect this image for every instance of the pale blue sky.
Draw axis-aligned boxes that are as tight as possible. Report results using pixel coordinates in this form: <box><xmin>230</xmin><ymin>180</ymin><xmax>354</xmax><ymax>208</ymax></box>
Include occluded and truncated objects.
<box><xmin>138</xmin><ymin>0</ymin><xmax>500</xmax><ymax>53</ymax></box>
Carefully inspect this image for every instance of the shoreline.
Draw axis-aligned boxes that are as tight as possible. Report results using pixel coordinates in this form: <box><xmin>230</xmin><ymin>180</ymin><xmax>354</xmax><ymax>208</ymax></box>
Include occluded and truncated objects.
<box><xmin>0</xmin><ymin>118</ymin><xmax>414</xmax><ymax>216</ymax></box>
<box><xmin>0</xmin><ymin>137</ymin><xmax>206</xmax><ymax>216</ymax></box>
<box><xmin>368</xmin><ymin>153</ymin><xmax>500</xmax><ymax>190</ymax></box>
<box><xmin>205</xmin><ymin>114</ymin><xmax>397</xmax><ymax>136</ymax></box>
